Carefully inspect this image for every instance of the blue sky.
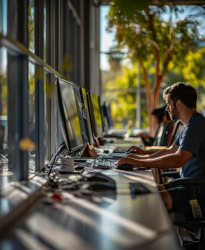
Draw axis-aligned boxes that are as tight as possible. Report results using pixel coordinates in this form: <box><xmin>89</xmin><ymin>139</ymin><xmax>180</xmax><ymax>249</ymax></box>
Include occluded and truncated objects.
<box><xmin>100</xmin><ymin>6</ymin><xmax>115</xmax><ymax>71</ymax></box>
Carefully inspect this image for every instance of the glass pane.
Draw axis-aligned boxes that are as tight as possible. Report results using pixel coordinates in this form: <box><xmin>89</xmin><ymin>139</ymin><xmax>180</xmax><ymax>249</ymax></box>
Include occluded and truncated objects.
<box><xmin>28</xmin><ymin>0</ymin><xmax>35</xmax><ymax>52</ymax></box>
<box><xmin>28</xmin><ymin>63</ymin><xmax>36</xmax><ymax>173</ymax></box>
<box><xmin>44</xmin><ymin>72</ymin><xmax>49</xmax><ymax>163</ymax></box>
<box><xmin>0</xmin><ymin>47</ymin><xmax>14</xmax><ymax>191</ymax></box>
<box><xmin>0</xmin><ymin>0</ymin><xmax>7</xmax><ymax>35</ymax></box>
<box><xmin>44</xmin><ymin>0</ymin><xmax>47</xmax><ymax>61</ymax></box>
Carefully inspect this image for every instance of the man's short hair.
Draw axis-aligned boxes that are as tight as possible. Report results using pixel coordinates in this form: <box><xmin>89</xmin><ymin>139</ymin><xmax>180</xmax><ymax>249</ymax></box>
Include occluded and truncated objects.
<box><xmin>163</xmin><ymin>82</ymin><xmax>197</xmax><ymax>108</ymax></box>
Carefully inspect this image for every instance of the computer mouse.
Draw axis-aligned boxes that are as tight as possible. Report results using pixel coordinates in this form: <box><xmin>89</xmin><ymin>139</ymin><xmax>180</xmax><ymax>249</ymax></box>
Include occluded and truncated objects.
<box><xmin>115</xmin><ymin>164</ymin><xmax>135</xmax><ymax>171</ymax></box>
<box><xmin>74</xmin><ymin>165</ymin><xmax>85</xmax><ymax>171</ymax></box>
<box><xmin>87</xmin><ymin>181</ymin><xmax>116</xmax><ymax>191</ymax></box>
<box><xmin>128</xmin><ymin>150</ymin><xmax>137</xmax><ymax>154</ymax></box>
<box><xmin>82</xmin><ymin>172</ymin><xmax>116</xmax><ymax>191</ymax></box>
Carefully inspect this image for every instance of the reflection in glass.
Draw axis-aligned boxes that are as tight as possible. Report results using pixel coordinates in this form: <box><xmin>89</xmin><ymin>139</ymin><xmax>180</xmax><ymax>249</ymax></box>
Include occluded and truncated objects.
<box><xmin>44</xmin><ymin>73</ymin><xmax>49</xmax><ymax>163</ymax></box>
<box><xmin>0</xmin><ymin>47</ymin><xmax>13</xmax><ymax>187</ymax></box>
<box><xmin>0</xmin><ymin>0</ymin><xmax>8</xmax><ymax>35</ymax></box>
<box><xmin>0</xmin><ymin>48</ymin><xmax>8</xmax><ymax>160</ymax></box>
<box><xmin>28</xmin><ymin>0</ymin><xmax>35</xmax><ymax>52</ymax></box>
<box><xmin>28</xmin><ymin>63</ymin><xmax>36</xmax><ymax>172</ymax></box>
<box><xmin>44</xmin><ymin>1</ymin><xmax>47</xmax><ymax>61</ymax></box>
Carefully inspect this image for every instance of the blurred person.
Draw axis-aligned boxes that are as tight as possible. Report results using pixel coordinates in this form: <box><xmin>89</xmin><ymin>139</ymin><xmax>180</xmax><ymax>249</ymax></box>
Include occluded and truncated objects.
<box><xmin>134</xmin><ymin>105</ymin><xmax>171</xmax><ymax>147</ymax></box>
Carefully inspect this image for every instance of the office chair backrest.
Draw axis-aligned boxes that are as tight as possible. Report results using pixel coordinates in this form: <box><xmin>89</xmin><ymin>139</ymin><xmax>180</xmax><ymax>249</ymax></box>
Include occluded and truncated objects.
<box><xmin>152</xmin><ymin>121</ymin><xmax>175</xmax><ymax>147</ymax></box>
<box><xmin>159</xmin><ymin>121</ymin><xmax>175</xmax><ymax>146</ymax></box>
<box><xmin>168</xmin><ymin>121</ymin><xmax>183</xmax><ymax>146</ymax></box>
<box><xmin>153</xmin><ymin>123</ymin><xmax>164</xmax><ymax>146</ymax></box>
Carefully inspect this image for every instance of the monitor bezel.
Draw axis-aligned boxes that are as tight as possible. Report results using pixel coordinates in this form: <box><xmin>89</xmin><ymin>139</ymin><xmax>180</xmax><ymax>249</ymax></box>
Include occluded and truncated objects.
<box><xmin>80</xmin><ymin>87</ymin><xmax>94</xmax><ymax>145</ymax></box>
<box><xmin>73</xmin><ymin>85</ymin><xmax>89</xmax><ymax>145</ymax></box>
<box><xmin>87</xmin><ymin>92</ymin><xmax>104</xmax><ymax>139</ymax></box>
<box><xmin>56</xmin><ymin>78</ymin><xmax>71</xmax><ymax>152</ymax></box>
<box><xmin>58</xmin><ymin>78</ymin><xmax>84</xmax><ymax>152</ymax></box>
<box><xmin>98</xmin><ymin>96</ymin><xmax>108</xmax><ymax>133</ymax></box>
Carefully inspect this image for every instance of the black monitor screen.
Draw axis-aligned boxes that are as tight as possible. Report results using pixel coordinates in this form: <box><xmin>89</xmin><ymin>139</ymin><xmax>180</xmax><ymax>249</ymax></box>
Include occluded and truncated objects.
<box><xmin>99</xmin><ymin>97</ymin><xmax>108</xmax><ymax>133</ymax></box>
<box><xmin>73</xmin><ymin>86</ymin><xmax>89</xmax><ymax>145</ymax></box>
<box><xmin>81</xmin><ymin>88</ymin><xmax>94</xmax><ymax>145</ymax></box>
<box><xmin>58</xmin><ymin>79</ymin><xmax>84</xmax><ymax>151</ymax></box>
<box><xmin>56</xmin><ymin>79</ymin><xmax>70</xmax><ymax>151</ymax></box>
<box><xmin>90</xmin><ymin>93</ymin><xmax>104</xmax><ymax>138</ymax></box>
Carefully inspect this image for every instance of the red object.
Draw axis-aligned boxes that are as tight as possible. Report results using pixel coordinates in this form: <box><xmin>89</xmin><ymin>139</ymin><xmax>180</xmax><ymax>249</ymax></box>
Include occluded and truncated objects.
<box><xmin>52</xmin><ymin>192</ymin><xmax>63</xmax><ymax>202</ymax></box>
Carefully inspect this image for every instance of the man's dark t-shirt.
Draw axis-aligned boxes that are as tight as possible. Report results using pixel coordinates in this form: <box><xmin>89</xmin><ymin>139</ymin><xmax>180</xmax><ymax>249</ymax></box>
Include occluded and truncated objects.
<box><xmin>175</xmin><ymin>113</ymin><xmax>205</xmax><ymax>178</ymax></box>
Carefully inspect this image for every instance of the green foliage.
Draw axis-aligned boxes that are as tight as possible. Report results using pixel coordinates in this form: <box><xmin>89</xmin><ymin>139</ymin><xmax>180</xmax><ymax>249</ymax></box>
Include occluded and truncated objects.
<box><xmin>103</xmin><ymin>64</ymin><xmax>140</xmax><ymax>128</ymax></box>
<box><xmin>177</xmin><ymin>48</ymin><xmax>205</xmax><ymax>87</ymax></box>
<box><xmin>0</xmin><ymin>72</ymin><xmax>7</xmax><ymax>115</ymax></box>
<box><xmin>103</xmin><ymin>47</ymin><xmax>205</xmax><ymax>128</ymax></box>
<box><xmin>106</xmin><ymin>2</ymin><xmax>205</xmax><ymax>129</ymax></box>
<box><xmin>28</xmin><ymin>5</ymin><xmax>35</xmax><ymax>51</ymax></box>
<box><xmin>108</xmin><ymin>4</ymin><xmax>199</xmax><ymax>70</ymax></box>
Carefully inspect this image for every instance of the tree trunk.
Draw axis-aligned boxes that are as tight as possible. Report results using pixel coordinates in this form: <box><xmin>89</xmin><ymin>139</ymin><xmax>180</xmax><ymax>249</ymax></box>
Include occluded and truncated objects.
<box><xmin>140</xmin><ymin>60</ymin><xmax>152</xmax><ymax>128</ymax></box>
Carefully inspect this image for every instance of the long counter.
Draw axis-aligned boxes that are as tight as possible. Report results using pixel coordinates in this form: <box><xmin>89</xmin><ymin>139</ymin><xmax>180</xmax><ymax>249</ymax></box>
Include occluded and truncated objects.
<box><xmin>0</xmin><ymin>167</ymin><xmax>181</xmax><ymax>250</ymax></box>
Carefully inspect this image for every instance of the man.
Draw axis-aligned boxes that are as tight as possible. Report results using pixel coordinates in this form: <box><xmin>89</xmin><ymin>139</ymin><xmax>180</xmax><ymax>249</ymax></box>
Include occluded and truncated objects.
<box><xmin>116</xmin><ymin>82</ymin><xmax>205</xmax><ymax>214</ymax></box>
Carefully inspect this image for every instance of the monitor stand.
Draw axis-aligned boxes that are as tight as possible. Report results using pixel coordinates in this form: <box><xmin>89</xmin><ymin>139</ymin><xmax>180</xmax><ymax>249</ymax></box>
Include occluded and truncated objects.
<box><xmin>98</xmin><ymin>137</ymin><xmax>106</xmax><ymax>146</ymax></box>
<box><xmin>81</xmin><ymin>143</ymin><xmax>98</xmax><ymax>158</ymax></box>
<box><xmin>94</xmin><ymin>137</ymin><xmax>100</xmax><ymax>147</ymax></box>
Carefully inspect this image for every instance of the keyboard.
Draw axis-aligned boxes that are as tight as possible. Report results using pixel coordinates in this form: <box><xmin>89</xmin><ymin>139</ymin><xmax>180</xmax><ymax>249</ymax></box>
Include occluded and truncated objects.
<box><xmin>110</xmin><ymin>152</ymin><xmax>127</xmax><ymax>158</ymax></box>
<box><xmin>92</xmin><ymin>159</ymin><xmax>115</xmax><ymax>170</ymax></box>
<box><xmin>113</xmin><ymin>147</ymin><xmax>129</xmax><ymax>153</ymax></box>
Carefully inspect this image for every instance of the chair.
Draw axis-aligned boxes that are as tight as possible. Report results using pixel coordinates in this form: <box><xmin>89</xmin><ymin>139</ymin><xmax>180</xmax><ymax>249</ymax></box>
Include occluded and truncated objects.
<box><xmin>152</xmin><ymin>121</ymin><xmax>182</xmax><ymax>184</ymax></box>
<box><xmin>167</xmin><ymin>120</ymin><xmax>183</xmax><ymax>146</ymax></box>
<box><xmin>169</xmin><ymin>178</ymin><xmax>205</xmax><ymax>250</ymax></box>
<box><xmin>157</xmin><ymin>121</ymin><xmax>184</xmax><ymax>184</ymax></box>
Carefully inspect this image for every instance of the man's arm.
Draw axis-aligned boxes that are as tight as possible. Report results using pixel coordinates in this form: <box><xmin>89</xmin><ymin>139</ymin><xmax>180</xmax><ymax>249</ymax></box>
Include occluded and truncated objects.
<box><xmin>127</xmin><ymin>144</ymin><xmax>178</xmax><ymax>160</ymax></box>
<box><xmin>116</xmin><ymin>148</ymin><xmax>192</xmax><ymax>169</ymax></box>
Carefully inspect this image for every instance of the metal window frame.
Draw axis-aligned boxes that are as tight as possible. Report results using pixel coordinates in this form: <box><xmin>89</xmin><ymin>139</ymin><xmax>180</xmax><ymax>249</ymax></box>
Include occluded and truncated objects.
<box><xmin>0</xmin><ymin>0</ymin><xmax>96</xmax><ymax>181</ymax></box>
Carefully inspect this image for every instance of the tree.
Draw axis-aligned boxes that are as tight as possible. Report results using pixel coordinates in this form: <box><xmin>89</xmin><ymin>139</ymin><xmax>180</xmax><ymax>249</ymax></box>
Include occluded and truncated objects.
<box><xmin>107</xmin><ymin>1</ymin><xmax>203</xmax><ymax>132</ymax></box>
<box><xmin>103</xmin><ymin>64</ymin><xmax>139</xmax><ymax>128</ymax></box>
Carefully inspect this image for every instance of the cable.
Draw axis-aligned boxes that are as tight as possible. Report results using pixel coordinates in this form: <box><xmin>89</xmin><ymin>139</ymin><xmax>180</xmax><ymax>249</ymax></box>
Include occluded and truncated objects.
<box><xmin>0</xmin><ymin>154</ymin><xmax>8</xmax><ymax>166</ymax></box>
<box><xmin>48</xmin><ymin>142</ymin><xmax>67</xmax><ymax>176</ymax></box>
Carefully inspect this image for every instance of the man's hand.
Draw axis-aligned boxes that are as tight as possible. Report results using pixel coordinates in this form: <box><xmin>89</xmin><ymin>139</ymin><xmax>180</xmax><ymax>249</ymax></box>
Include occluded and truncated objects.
<box><xmin>127</xmin><ymin>146</ymin><xmax>145</xmax><ymax>154</ymax></box>
<box><xmin>115</xmin><ymin>157</ymin><xmax>137</xmax><ymax>167</ymax></box>
<box><xmin>126</xmin><ymin>153</ymin><xmax>138</xmax><ymax>158</ymax></box>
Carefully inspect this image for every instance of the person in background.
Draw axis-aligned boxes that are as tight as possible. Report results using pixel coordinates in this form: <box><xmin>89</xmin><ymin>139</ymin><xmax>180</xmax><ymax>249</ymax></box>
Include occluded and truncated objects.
<box><xmin>135</xmin><ymin>105</ymin><xmax>170</xmax><ymax>146</ymax></box>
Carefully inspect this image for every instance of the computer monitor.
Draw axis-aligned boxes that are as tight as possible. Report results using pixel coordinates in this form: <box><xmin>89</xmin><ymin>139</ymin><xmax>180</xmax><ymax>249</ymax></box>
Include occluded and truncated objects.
<box><xmin>58</xmin><ymin>79</ymin><xmax>84</xmax><ymax>151</ymax></box>
<box><xmin>88</xmin><ymin>92</ymin><xmax>104</xmax><ymax>138</ymax></box>
<box><xmin>73</xmin><ymin>86</ymin><xmax>89</xmax><ymax>145</ymax></box>
<box><xmin>98</xmin><ymin>97</ymin><xmax>109</xmax><ymax>134</ymax></box>
<box><xmin>81</xmin><ymin>88</ymin><xmax>94</xmax><ymax>145</ymax></box>
<box><xmin>56</xmin><ymin>79</ymin><xmax>71</xmax><ymax>151</ymax></box>
<box><xmin>101</xmin><ymin>102</ymin><xmax>113</xmax><ymax>129</ymax></box>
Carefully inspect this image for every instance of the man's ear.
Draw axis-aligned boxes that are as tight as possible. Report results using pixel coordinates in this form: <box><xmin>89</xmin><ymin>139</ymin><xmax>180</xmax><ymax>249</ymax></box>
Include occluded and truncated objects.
<box><xmin>176</xmin><ymin>99</ymin><xmax>182</xmax><ymax>109</ymax></box>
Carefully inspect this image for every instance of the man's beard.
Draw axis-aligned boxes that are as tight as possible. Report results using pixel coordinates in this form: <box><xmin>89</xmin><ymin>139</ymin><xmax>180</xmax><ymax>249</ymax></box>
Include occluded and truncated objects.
<box><xmin>170</xmin><ymin>106</ymin><xmax>179</xmax><ymax>121</ymax></box>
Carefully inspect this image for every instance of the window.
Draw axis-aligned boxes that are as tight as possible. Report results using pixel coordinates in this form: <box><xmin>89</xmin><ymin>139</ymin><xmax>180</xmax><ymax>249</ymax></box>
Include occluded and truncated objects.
<box><xmin>28</xmin><ymin>63</ymin><xmax>36</xmax><ymax>173</ymax></box>
<box><xmin>0</xmin><ymin>0</ymin><xmax>100</xmax><ymax>183</ymax></box>
<box><xmin>28</xmin><ymin>0</ymin><xmax>35</xmax><ymax>53</ymax></box>
<box><xmin>44</xmin><ymin>1</ymin><xmax>47</xmax><ymax>61</ymax></box>
<box><xmin>0</xmin><ymin>0</ymin><xmax>7</xmax><ymax>35</ymax></box>
<box><xmin>44</xmin><ymin>72</ymin><xmax>50</xmax><ymax>163</ymax></box>
<box><xmin>0</xmin><ymin>47</ymin><xmax>9</xmax><ymax>182</ymax></box>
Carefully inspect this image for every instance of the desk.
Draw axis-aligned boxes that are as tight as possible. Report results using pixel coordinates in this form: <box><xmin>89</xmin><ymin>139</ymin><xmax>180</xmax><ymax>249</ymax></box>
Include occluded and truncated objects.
<box><xmin>0</xmin><ymin>169</ymin><xmax>181</xmax><ymax>250</ymax></box>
